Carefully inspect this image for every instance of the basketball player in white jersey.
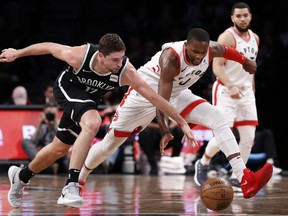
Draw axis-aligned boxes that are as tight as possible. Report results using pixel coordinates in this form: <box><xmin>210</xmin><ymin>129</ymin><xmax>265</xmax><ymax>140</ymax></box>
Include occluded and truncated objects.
<box><xmin>194</xmin><ymin>2</ymin><xmax>264</xmax><ymax>191</ymax></box>
<box><xmin>79</xmin><ymin>28</ymin><xmax>272</xmax><ymax>201</ymax></box>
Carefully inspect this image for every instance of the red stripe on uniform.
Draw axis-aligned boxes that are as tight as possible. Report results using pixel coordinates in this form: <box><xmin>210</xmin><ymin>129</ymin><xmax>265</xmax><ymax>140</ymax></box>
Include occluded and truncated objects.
<box><xmin>234</xmin><ymin>120</ymin><xmax>258</xmax><ymax>127</ymax></box>
<box><xmin>180</xmin><ymin>99</ymin><xmax>207</xmax><ymax>118</ymax></box>
<box><xmin>114</xmin><ymin>126</ymin><xmax>143</xmax><ymax>137</ymax></box>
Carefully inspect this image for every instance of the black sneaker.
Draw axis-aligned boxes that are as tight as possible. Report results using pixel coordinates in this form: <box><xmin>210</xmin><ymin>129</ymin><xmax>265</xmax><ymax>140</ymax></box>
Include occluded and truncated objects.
<box><xmin>229</xmin><ymin>178</ymin><xmax>242</xmax><ymax>192</ymax></box>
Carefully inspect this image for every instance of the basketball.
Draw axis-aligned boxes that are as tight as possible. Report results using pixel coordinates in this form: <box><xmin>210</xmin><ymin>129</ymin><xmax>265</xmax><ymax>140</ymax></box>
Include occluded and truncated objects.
<box><xmin>200</xmin><ymin>177</ymin><xmax>234</xmax><ymax>211</ymax></box>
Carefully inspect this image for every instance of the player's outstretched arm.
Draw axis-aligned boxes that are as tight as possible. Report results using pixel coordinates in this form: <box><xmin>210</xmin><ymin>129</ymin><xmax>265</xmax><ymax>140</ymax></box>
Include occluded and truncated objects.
<box><xmin>0</xmin><ymin>43</ymin><xmax>86</xmax><ymax>70</ymax></box>
<box><xmin>210</xmin><ymin>41</ymin><xmax>257</xmax><ymax>74</ymax></box>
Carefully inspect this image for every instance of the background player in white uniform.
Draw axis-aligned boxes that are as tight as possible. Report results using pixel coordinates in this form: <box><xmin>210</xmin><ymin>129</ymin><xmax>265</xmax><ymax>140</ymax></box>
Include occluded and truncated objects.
<box><xmin>79</xmin><ymin>28</ymin><xmax>272</xmax><ymax>200</ymax></box>
<box><xmin>0</xmin><ymin>33</ymin><xmax>196</xmax><ymax>208</ymax></box>
<box><xmin>194</xmin><ymin>2</ymin><xmax>262</xmax><ymax>191</ymax></box>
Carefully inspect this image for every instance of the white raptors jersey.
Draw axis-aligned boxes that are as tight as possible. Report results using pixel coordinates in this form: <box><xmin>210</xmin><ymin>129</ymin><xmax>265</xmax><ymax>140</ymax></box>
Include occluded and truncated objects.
<box><xmin>138</xmin><ymin>41</ymin><xmax>210</xmax><ymax>96</ymax></box>
<box><xmin>223</xmin><ymin>27</ymin><xmax>258</xmax><ymax>87</ymax></box>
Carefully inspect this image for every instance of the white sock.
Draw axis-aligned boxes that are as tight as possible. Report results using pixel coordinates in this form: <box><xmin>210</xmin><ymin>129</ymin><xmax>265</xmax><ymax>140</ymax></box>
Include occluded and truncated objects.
<box><xmin>79</xmin><ymin>165</ymin><xmax>93</xmax><ymax>183</ymax></box>
<box><xmin>229</xmin><ymin>157</ymin><xmax>246</xmax><ymax>182</ymax></box>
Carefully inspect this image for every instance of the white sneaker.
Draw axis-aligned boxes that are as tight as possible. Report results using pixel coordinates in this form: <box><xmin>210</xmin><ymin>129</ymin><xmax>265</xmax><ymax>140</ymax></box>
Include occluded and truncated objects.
<box><xmin>57</xmin><ymin>182</ymin><xmax>83</xmax><ymax>208</ymax></box>
<box><xmin>272</xmin><ymin>165</ymin><xmax>282</xmax><ymax>175</ymax></box>
<box><xmin>8</xmin><ymin>165</ymin><xmax>30</xmax><ymax>208</ymax></box>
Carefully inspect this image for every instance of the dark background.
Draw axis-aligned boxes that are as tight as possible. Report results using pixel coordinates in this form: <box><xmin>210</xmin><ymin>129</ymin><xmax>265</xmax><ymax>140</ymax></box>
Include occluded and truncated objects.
<box><xmin>0</xmin><ymin>0</ymin><xmax>287</xmax><ymax>169</ymax></box>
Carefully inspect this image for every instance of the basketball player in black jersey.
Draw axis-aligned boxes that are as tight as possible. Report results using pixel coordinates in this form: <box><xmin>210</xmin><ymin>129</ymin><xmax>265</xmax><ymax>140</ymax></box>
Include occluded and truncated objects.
<box><xmin>0</xmin><ymin>33</ymin><xmax>196</xmax><ymax>208</ymax></box>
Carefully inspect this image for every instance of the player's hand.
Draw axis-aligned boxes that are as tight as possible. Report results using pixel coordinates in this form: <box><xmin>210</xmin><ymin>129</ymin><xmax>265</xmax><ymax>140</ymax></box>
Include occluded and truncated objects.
<box><xmin>0</xmin><ymin>48</ymin><xmax>18</xmax><ymax>62</ymax></box>
<box><xmin>228</xmin><ymin>86</ymin><xmax>242</xmax><ymax>99</ymax></box>
<box><xmin>159</xmin><ymin>133</ymin><xmax>174</xmax><ymax>155</ymax></box>
<box><xmin>180</xmin><ymin>124</ymin><xmax>198</xmax><ymax>149</ymax></box>
<box><xmin>243</xmin><ymin>59</ymin><xmax>256</xmax><ymax>74</ymax></box>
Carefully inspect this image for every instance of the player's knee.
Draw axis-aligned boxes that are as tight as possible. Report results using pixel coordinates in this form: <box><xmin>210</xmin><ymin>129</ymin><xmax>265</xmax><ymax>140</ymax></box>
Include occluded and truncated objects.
<box><xmin>81</xmin><ymin>118</ymin><xmax>101</xmax><ymax>135</ymax></box>
<box><xmin>211</xmin><ymin>116</ymin><xmax>229</xmax><ymax>131</ymax></box>
<box><xmin>100</xmin><ymin>134</ymin><xmax>126</xmax><ymax>157</ymax></box>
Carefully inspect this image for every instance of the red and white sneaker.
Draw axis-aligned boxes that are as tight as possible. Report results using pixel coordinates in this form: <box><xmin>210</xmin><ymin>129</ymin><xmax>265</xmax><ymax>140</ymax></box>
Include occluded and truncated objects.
<box><xmin>240</xmin><ymin>163</ymin><xmax>273</xmax><ymax>199</ymax></box>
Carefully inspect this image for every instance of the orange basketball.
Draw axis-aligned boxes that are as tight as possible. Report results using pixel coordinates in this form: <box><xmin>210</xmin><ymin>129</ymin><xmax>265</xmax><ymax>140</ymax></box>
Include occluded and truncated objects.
<box><xmin>200</xmin><ymin>177</ymin><xmax>234</xmax><ymax>211</ymax></box>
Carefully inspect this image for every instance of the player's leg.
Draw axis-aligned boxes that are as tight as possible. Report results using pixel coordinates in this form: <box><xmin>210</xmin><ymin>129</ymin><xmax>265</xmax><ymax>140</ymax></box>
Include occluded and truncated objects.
<box><xmin>229</xmin><ymin>125</ymin><xmax>256</xmax><ymax>191</ymax></box>
<box><xmin>79</xmin><ymin>130</ymin><xmax>128</xmax><ymax>182</ymax></box>
<box><xmin>79</xmin><ymin>89</ymin><xmax>156</xmax><ymax>183</ymax></box>
<box><xmin>230</xmin><ymin>91</ymin><xmax>258</xmax><ymax>189</ymax></box>
<box><xmin>57</xmin><ymin>109</ymin><xmax>102</xmax><ymax>208</ymax></box>
<box><xmin>194</xmin><ymin>82</ymin><xmax>235</xmax><ymax>186</ymax></box>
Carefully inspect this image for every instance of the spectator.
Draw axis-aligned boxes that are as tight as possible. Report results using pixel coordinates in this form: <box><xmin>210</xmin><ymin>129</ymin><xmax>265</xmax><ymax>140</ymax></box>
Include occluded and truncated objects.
<box><xmin>3</xmin><ymin>85</ymin><xmax>31</xmax><ymax>105</ymax></box>
<box><xmin>21</xmin><ymin>103</ymin><xmax>69</xmax><ymax>174</ymax></box>
<box><xmin>43</xmin><ymin>82</ymin><xmax>57</xmax><ymax>105</ymax></box>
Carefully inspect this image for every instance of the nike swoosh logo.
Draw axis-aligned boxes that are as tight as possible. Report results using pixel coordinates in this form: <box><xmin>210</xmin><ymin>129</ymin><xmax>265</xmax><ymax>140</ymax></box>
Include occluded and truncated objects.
<box><xmin>61</xmin><ymin>193</ymin><xmax>66</xmax><ymax>198</ymax></box>
<box><xmin>240</xmin><ymin>180</ymin><xmax>248</xmax><ymax>186</ymax></box>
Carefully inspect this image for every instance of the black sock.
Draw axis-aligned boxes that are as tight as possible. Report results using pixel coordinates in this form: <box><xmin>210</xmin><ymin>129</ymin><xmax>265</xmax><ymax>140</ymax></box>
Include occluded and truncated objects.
<box><xmin>65</xmin><ymin>169</ymin><xmax>80</xmax><ymax>185</ymax></box>
<box><xmin>19</xmin><ymin>166</ymin><xmax>35</xmax><ymax>183</ymax></box>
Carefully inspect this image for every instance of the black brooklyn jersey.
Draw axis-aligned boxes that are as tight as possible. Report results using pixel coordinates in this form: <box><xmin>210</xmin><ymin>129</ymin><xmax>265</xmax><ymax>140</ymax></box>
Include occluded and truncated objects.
<box><xmin>53</xmin><ymin>43</ymin><xmax>129</xmax><ymax>144</ymax></box>
<box><xmin>60</xmin><ymin>43</ymin><xmax>128</xmax><ymax>100</ymax></box>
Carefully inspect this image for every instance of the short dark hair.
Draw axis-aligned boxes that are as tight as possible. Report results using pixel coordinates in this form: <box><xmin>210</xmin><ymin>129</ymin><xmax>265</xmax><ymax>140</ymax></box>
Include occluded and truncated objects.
<box><xmin>187</xmin><ymin>28</ymin><xmax>210</xmax><ymax>43</ymax></box>
<box><xmin>231</xmin><ymin>2</ymin><xmax>251</xmax><ymax>15</ymax></box>
<box><xmin>98</xmin><ymin>33</ymin><xmax>126</xmax><ymax>56</ymax></box>
<box><xmin>44</xmin><ymin>81</ymin><xmax>54</xmax><ymax>90</ymax></box>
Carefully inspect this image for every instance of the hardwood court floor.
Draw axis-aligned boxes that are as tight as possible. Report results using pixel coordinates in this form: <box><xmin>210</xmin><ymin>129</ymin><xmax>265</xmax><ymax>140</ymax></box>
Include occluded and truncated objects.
<box><xmin>0</xmin><ymin>174</ymin><xmax>287</xmax><ymax>215</ymax></box>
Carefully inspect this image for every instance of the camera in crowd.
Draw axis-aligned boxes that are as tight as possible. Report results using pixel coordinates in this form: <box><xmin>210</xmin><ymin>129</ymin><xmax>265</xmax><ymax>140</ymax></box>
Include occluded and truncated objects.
<box><xmin>45</xmin><ymin>112</ymin><xmax>55</xmax><ymax>122</ymax></box>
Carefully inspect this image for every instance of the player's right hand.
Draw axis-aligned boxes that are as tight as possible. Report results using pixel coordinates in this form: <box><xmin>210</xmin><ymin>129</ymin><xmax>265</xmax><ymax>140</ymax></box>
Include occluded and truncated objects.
<box><xmin>180</xmin><ymin>124</ymin><xmax>198</xmax><ymax>149</ymax></box>
<box><xmin>0</xmin><ymin>48</ymin><xmax>18</xmax><ymax>62</ymax></box>
<box><xmin>159</xmin><ymin>133</ymin><xmax>174</xmax><ymax>155</ymax></box>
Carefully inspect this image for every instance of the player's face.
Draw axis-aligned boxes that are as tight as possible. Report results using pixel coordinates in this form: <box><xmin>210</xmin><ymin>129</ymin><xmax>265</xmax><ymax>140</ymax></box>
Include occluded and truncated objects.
<box><xmin>185</xmin><ymin>41</ymin><xmax>209</xmax><ymax>66</ymax></box>
<box><xmin>231</xmin><ymin>8</ymin><xmax>251</xmax><ymax>33</ymax></box>
<box><xmin>102</xmin><ymin>51</ymin><xmax>125</xmax><ymax>73</ymax></box>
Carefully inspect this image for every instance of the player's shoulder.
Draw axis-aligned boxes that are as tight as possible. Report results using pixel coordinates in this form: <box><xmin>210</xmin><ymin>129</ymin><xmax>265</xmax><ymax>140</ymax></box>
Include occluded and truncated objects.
<box><xmin>162</xmin><ymin>40</ymin><xmax>184</xmax><ymax>49</ymax></box>
<box><xmin>219</xmin><ymin>29</ymin><xmax>234</xmax><ymax>40</ymax></box>
<box><xmin>124</xmin><ymin>60</ymin><xmax>136</xmax><ymax>74</ymax></box>
<box><xmin>217</xmin><ymin>30</ymin><xmax>235</xmax><ymax>47</ymax></box>
<box><xmin>249</xmin><ymin>29</ymin><xmax>260</xmax><ymax>44</ymax></box>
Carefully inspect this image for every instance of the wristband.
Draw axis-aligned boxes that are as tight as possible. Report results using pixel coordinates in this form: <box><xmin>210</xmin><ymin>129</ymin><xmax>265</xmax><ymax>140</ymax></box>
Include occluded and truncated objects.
<box><xmin>223</xmin><ymin>45</ymin><xmax>247</xmax><ymax>64</ymax></box>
